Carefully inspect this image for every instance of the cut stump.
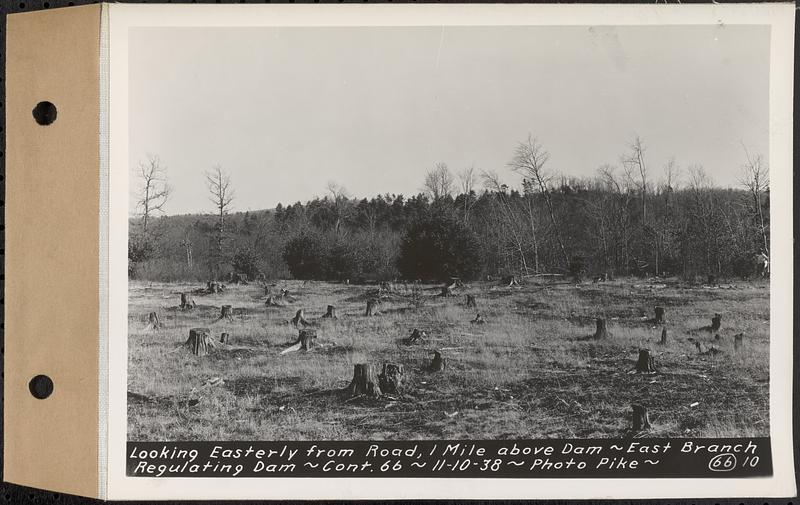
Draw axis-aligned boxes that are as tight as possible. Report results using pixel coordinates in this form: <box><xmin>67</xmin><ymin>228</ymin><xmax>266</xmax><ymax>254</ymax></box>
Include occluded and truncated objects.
<box><xmin>346</xmin><ymin>364</ymin><xmax>382</xmax><ymax>397</ymax></box>
<box><xmin>379</xmin><ymin>363</ymin><xmax>404</xmax><ymax>394</ymax></box>
<box><xmin>185</xmin><ymin>328</ymin><xmax>214</xmax><ymax>356</ymax></box>
<box><xmin>734</xmin><ymin>333</ymin><xmax>744</xmax><ymax>352</ymax></box>
<box><xmin>471</xmin><ymin>313</ymin><xmax>486</xmax><ymax>325</ymax></box>
<box><xmin>365</xmin><ymin>299</ymin><xmax>380</xmax><ymax>317</ymax></box>
<box><xmin>465</xmin><ymin>294</ymin><xmax>477</xmax><ymax>309</ymax></box>
<box><xmin>631</xmin><ymin>404</ymin><xmax>652</xmax><ymax>431</ymax></box>
<box><xmin>147</xmin><ymin>311</ymin><xmax>160</xmax><ymax>330</ymax></box>
<box><xmin>219</xmin><ymin>305</ymin><xmax>233</xmax><ymax>320</ymax></box>
<box><xmin>280</xmin><ymin>329</ymin><xmax>317</xmax><ymax>355</ymax></box>
<box><xmin>403</xmin><ymin>328</ymin><xmax>426</xmax><ymax>345</ymax></box>
<box><xmin>654</xmin><ymin>306</ymin><xmax>665</xmax><ymax>324</ymax></box>
<box><xmin>291</xmin><ymin>309</ymin><xmax>310</xmax><ymax>327</ymax></box>
<box><xmin>220</xmin><ymin>332</ymin><xmax>229</xmax><ymax>344</ymax></box>
<box><xmin>322</xmin><ymin>305</ymin><xmax>337</xmax><ymax>319</ymax></box>
<box><xmin>429</xmin><ymin>350</ymin><xmax>446</xmax><ymax>372</ymax></box>
<box><xmin>711</xmin><ymin>313</ymin><xmax>722</xmax><ymax>332</ymax></box>
<box><xmin>635</xmin><ymin>349</ymin><xmax>656</xmax><ymax>373</ymax></box>
<box><xmin>593</xmin><ymin>318</ymin><xmax>609</xmax><ymax>339</ymax></box>
<box><xmin>659</xmin><ymin>327</ymin><xmax>668</xmax><ymax>345</ymax></box>
<box><xmin>180</xmin><ymin>293</ymin><xmax>196</xmax><ymax>310</ymax></box>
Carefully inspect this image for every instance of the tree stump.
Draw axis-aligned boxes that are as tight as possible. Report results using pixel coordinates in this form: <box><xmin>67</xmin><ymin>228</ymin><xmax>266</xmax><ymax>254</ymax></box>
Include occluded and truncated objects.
<box><xmin>280</xmin><ymin>329</ymin><xmax>317</xmax><ymax>355</ymax></box>
<box><xmin>220</xmin><ymin>332</ymin><xmax>229</xmax><ymax>344</ymax></box>
<box><xmin>403</xmin><ymin>328</ymin><xmax>425</xmax><ymax>345</ymax></box>
<box><xmin>346</xmin><ymin>364</ymin><xmax>382</xmax><ymax>397</ymax></box>
<box><xmin>207</xmin><ymin>281</ymin><xmax>220</xmax><ymax>294</ymax></box>
<box><xmin>734</xmin><ymin>333</ymin><xmax>744</xmax><ymax>352</ymax></box>
<box><xmin>465</xmin><ymin>294</ymin><xmax>477</xmax><ymax>309</ymax></box>
<box><xmin>635</xmin><ymin>349</ymin><xmax>656</xmax><ymax>373</ymax></box>
<box><xmin>180</xmin><ymin>293</ymin><xmax>195</xmax><ymax>310</ymax></box>
<box><xmin>365</xmin><ymin>298</ymin><xmax>380</xmax><ymax>316</ymax></box>
<box><xmin>631</xmin><ymin>404</ymin><xmax>651</xmax><ymax>431</ymax></box>
<box><xmin>659</xmin><ymin>327</ymin><xmax>668</xmax><ymax>345</ymax></box>
<box><xmin>593</xmin><ymin>318</ymin><xmax>609</xmax><ymax>339</ymax></box>
<box><xmin>147</xmin><ymin>311</ymin><xmax>160</xmax><ymax>330</ymax></box>
<box><xmin>264</xmin><ymin>285</ymin><xmax>271</xmax><ymax>296</ymax></box>
<box><xmin>219</xmin><ymin>305</ymin><xmax>233</xmax><ymax>320</ymax></box>
<box><xmin>291</xmin><ymin>309</ymin><xmax>310</xmax><ymax>328</ymax></box>
<box><xmin>185</xmin><ymin>328</ymin><xmax>214</xmax><ymax>356</ymax></box>
<box><xmin>654</xmin><ymin>306</ymin><xmax>665</xmax><ymax>324</ymax></box>
<box><xmin>471</xmin><ymin>313</ymin><xmax>486</xmax><ymax>325</ymax></box>
<box><xmin>322</xmin><ymin>305</ymin><xmax>337</xmax><ymax>319</ymax></box>
<box><xmin>298</xmin><ymin>329</ymin><xmax>316</xmax><ymax>351</ymax></box>
<box><xmin>379</xmin><ymin>363</ymin><xmax>404</xmax><ymax>394</ymax></box>
<box><xmin>429</xmin><ymin>351</ymin><xmax>446</xmax><ymax>372</ymax></box>
<box><xmin>711</xmin><ymin>313</ymin><xmax>722</xmax><ymax>332</ymax></box>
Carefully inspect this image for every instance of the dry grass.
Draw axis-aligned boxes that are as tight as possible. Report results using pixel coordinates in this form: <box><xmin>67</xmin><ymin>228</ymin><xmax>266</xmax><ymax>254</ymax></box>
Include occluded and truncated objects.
<box><xmin>127</xmin><ymin>277</ymin><xmax>769</xmax><ymax>441</ymax></box>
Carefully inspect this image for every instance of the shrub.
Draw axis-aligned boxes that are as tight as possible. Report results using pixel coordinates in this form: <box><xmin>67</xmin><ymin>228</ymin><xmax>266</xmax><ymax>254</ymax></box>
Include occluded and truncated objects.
<box><xmin>397</xmin><ymin>211</ymin><xmax>483</xmax><ymax>281</ymax></box>
<box><xmin>231</xmin><ymin>246</ymin><xmax>262</xmax><ymax>280</ymax></box>
<box><xmin>283</xmin><ymin>232</ymin><xmax>327</xmax><ymax>279</ymax></box>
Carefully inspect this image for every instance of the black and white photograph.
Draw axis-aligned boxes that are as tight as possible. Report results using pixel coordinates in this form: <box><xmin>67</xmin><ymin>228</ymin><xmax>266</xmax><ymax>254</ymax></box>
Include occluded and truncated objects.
<box><xmin>125</xmin><ymin>20</ymin><xmax>776</xmax><ymax>446</ymax></box>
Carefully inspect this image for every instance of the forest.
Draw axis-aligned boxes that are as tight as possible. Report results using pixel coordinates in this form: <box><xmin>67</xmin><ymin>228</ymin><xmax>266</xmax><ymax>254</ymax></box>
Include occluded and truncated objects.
<box><xmin>128</xmin><ymin>136</ymin><xmax>770</xmax><ymax>284</ymax></box>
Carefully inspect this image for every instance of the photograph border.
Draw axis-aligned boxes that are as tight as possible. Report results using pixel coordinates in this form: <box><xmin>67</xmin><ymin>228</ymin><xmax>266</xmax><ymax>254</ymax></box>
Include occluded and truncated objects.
<box><xmin>106</xmin><ymin>3</ymin><xmax>795</xmax><ymax>499</ymax></box>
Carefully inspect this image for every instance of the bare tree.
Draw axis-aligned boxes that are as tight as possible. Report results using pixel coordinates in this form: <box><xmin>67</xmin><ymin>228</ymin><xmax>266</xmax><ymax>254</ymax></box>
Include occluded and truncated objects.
<box><xmin>482</xmin><ymin>171</ymin><xmax>529</xmax><ymax>275</ymax></box>
<box><xmin>205</xmin><ymin>165</ymin><xmax>235</xmax><ymax>273</ymax></box>
<box><xmin>326</xmin><ymin>181</ymin><xmax>352</xmax><ymax>235</ymax></box>
<box><xmin>457</xmin><ymin>166</ymin><xmax>479</xmax><ymax>224</ymax></box>
<box><xmin>621</xmin><ymin>136</ymin><xmax>649</xmax><ymax>224</ymax></box>
<box><xmin>136</xmin><ymin>155</ymin><xmax>171</xmax><ymax>235</ymax></box>
<box><xmin>423</xmin><ymin>162</ymin><xmax>454</xmax><ymax>201</ymax></box>
<box><xmin>508</xmin><ymin>134</ymin><xmax>569</xmax><ymax>268</ymax></box>
<box><xmin>738</xmin><ymin>144</ymin><xmax>769</xmax><ymax>256</ymax></box>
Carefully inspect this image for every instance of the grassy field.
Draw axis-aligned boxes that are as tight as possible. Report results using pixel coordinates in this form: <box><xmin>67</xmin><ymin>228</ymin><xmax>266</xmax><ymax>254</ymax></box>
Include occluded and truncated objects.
<box><xmin>127</xmin><ymin>277</ymin><xmax>769</xmax><ymax>441</ymax></box>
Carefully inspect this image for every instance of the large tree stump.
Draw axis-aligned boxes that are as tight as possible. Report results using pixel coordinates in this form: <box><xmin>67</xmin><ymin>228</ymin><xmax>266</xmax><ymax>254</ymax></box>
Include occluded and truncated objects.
<box><xmin>654</xmin><ymin>306</ymin><xmax>665</xmax><ymax>324</ymax></box>
<box><xmin>207</xmin><ymin>281</ymin><xmax>221</xmax><ymax>294</ymax></box>
<box><xmin>322</xmin><ymin>305</ymin><xmax>337</xmax><ymax>319</ymax></box>
<box><xmin>280</xmin><ymin>329</ymin><xmax>317</xmax><ymax>355</ymax></box>
<box><xmin>185</xmin><ymin>328</ymin><xmax>214</xmax><ymax>356</ymax></box>
<box><xmin>219</xmin><ymin>305</ymin><xmax>233</xmax><ymax>320</ymax></box>
<box><xmin>734</xmin><ymin>333</ymin><xmax>744</xmax><ymax>352</ymax></box>
<box><xmin>220</xmin><ymin>332</ymin><xmax>230</xmax><ymax>344</ymax></box>
<box><xmin>465</xmin><ymin>294</ymin><xmax>477</xmax><ymax>309</ymax></box>
<box><xmin>291</xmin><ymin>309</ymin><xmax>310</xmax><ymax>327</ymax></box>
<box><xmin>346</xmin><ymin>364</ymin><xmax>382</xmax><ymax>397</ymax></box>
<box><xmin>379</xmin><ymin>363</ymin><xmax>404</xmax><ymax>394</ymax></box>
<box><xmin>365</xmin><ymin>298</ymin><xmax>380</xmax><ymax>316</ymax></box>
<box><xmin>659</xmin><ymin>327</ymin><xmax>668</xmax><ymax>345</ymax></box>
<box><xmin>635</xmin><ymin>349</ymin><xmax>656</xmax><ymax>373</ymax></box>
<box><xmin>593</xmin><ymin>318</ymin><xmax>609</xmax><ymax>339</ymax></box>
<box><xmin>631</xmin><ymin>404</ymin><xmax>652</xmax><ymax>431</ymax></box>
<box><xmin>429</xmin><ymin>351</ymin><xmax>446</xmax><ymax>372</ymax></box>
<box><xmin>147</xmin><ymin>311</ymin><xmax>160</xmax><ymax>330</ymax></box>
<box><xmin>180</xmin><ymin>293</ymin><xmax>195</xmax><ymax>310</ymax></box>
<box><xmin>711</xmin><ymin>313</ymin><xmax>722</xmax><ymax>332</ymax></box>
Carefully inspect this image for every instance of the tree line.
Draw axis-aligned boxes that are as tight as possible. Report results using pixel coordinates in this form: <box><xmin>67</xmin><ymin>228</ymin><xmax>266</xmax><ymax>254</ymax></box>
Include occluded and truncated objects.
<box><xmin>129</xmin><ymin>136</ymin><xmax>770</xmax><ymax>283</ymax></box>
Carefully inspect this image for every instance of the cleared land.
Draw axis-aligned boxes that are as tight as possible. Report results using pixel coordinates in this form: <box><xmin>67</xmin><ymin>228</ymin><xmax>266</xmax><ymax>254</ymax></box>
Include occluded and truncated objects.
<box><xmin>128</xmin><ymin>278</ymin><xmax>769</xmax><ymax>441</ymax></box>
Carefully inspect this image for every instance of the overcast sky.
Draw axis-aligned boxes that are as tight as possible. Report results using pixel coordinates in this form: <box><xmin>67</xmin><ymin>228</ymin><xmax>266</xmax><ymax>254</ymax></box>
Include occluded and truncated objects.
<box><xmin>129</xmin><ymin>24</ymin><xmax>769</xmax><ymax>215</ymax></box>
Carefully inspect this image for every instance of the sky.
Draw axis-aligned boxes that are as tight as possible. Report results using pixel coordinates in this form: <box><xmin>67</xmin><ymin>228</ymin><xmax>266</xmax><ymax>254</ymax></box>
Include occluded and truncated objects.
<box><xmin>129</xmin><ymin>24</ymin><xmax>770</xmax><ymax>215</ymax></box>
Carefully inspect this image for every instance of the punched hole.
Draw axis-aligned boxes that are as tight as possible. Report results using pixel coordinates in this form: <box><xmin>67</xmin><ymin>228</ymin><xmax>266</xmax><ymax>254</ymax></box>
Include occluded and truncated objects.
<box><xmin>29</xmin><ymin>375</ymin><xmax>53</xmax><ymax>399</ymax></box>
<box><xmin>32</xmin><ymin>101</ymin><xmax>57</xmax><ymax>125</ymax></box>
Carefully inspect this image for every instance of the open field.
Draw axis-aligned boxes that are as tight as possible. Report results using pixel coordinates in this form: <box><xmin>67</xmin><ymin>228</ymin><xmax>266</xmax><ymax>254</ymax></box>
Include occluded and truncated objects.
<box><xmin>128</xmin><ymin>278</ymin><xmax>769</xmax><ymax>441</ymax></box>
